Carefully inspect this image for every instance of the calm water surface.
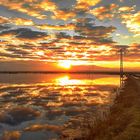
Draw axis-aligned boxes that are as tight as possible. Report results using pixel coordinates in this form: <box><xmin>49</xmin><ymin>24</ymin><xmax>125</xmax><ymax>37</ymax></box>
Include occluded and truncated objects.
<box><xmin>0</xmin><ymin>74</ymin><xmax>119</xmax><ymax>140</ymax></box>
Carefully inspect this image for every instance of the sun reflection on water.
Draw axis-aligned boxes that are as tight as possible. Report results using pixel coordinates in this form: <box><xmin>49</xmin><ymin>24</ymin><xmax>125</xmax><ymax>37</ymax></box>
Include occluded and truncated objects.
<box><xmin>55</xmin><ymin>75</ymin><xmax>84</xmax><ymax>86</ymax></box>
<box><xmin>93</xmin><ymin>77</ymin><xmax>120</xmax><ymax>85</ymax></box>
<box><xmin>55</xmin><ymin>75</ymin><xmax>120</xmax><ymax>86</ymax></box>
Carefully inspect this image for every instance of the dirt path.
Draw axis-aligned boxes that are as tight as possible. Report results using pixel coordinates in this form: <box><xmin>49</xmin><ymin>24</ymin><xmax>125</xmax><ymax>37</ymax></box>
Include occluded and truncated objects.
<box><xmin>131</xmin><ymin>75</ymin><xmax>140</xmax><ymax>87</ymax></box>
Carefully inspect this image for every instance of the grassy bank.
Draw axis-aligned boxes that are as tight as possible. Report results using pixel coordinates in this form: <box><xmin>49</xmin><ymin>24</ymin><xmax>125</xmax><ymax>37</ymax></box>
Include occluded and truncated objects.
<box><xmin>86</xmin><ymin>75</ymin><xmax>140</xmax><ymax>140</ymax></box>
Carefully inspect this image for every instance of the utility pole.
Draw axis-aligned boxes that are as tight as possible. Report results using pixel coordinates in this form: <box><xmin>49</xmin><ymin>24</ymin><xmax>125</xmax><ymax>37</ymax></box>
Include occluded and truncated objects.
<box><xmin>119</xmin><ymin>48</ymin><xmax>126</xmax><ymax>88</ymax></box>
<box><xmin>116</xmin><ymin>45</ymin><xmax>127</xmax><ymax>88</ymax></box>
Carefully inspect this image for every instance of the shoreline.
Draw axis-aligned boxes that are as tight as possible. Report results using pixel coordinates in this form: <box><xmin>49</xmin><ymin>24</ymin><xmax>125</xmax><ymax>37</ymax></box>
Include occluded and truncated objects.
<box><xmin>85</xmin><ymin>75</ymin><xmax>140</xmax><ymax>140</ymax></box>
<box><xmin>0</xmin><ymin>71</ymin><xmax>139</xmax><ymax>75</ymax></box>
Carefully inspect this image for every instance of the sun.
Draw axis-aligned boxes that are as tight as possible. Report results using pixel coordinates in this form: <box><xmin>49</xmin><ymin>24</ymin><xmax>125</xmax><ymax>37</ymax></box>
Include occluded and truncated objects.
<box><xmin>58</xmin><ymin>60</ymin><xmax>72</xmax><ymax>69</ymax></box>
<box><xmin>35</xmin><ymin>51</ymin><xmax>44</xmax><ymax>56</ymax></box>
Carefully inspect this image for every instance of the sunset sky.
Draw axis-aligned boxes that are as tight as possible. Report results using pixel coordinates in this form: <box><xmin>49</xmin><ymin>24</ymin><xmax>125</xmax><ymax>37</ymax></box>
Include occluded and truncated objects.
<box><xmin>0</xmin><ymin>0</ymin><xmax>140</xmax><ymax>71</ymax></box>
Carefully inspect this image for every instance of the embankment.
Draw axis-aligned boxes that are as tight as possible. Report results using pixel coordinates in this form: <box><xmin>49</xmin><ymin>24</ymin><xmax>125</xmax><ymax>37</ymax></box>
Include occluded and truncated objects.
<box><xmin>86</xmin><ymin>75</ymin><xmax>140</xmax><ymax>140</ymax></box>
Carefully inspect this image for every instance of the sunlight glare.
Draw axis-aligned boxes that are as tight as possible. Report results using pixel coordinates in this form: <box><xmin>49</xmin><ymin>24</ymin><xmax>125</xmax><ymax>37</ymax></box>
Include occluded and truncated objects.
<box><xmin>58</xmin><ymin>60</ymin><xmax>72</xmax><ymax>69</ymax></box>
<box><xmin>36</xmin><ymin>51</ymin><xmax>44</xmax><ymax>56</ymax></box>
<box><xmin>55</xmin><ymin>75</ymin><xmax>83</xmax><ymax>86</ymax></box>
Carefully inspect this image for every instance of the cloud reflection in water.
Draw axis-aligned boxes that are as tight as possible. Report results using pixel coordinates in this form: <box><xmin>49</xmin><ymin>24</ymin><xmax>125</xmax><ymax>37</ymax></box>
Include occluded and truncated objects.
<box><xmin>0</xmin><ymin>74</ymin><xmax>119</xmax><ymax>140</ymax></box>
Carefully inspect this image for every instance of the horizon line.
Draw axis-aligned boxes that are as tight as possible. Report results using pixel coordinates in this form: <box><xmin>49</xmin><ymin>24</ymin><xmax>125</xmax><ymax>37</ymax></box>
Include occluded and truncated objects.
<box><xmin>0</xmin><ymin>71</ymin><xmax>139</xmax><ymax>74</ymax></box>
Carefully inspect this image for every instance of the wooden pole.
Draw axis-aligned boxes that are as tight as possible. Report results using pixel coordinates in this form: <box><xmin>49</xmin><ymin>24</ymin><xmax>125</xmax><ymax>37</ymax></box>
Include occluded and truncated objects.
<box><xmin>120</xmin><ymin>48</ymin><xmax>123</xmax><ymax>88</ymax></box>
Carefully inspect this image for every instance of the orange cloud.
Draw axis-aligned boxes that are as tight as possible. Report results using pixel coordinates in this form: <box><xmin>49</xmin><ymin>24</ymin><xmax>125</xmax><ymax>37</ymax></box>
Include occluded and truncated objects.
<box><xmin>0</xmin><ymin>16</ymin><xmax>9</xmax><ymax>24</ymax></box>
<box><xmin>121</xmin><ymin>11</ymin><xmax>140</xmax><ymax>35</ymax></box>
<box><xmin>119</xmin><ymin>6</ymin><xmax>135</xmax><ymax>12</ymax></box>
<box><xmin>77</xmin><ymin>0</ymin><xmax>101</xmax><ymax>6</ymax></box>
<box><xmin>1</xmin><ymin>131</ymin><xmax>21</xmax><ymax>140</ymax></box>
<box><xmin>0</xmin><ymin>0</ymin><xmax>22</xmax><ymax>9</ymax></box>
<box><xmin>37</xmin><ymin>23</ymin><xmax>75</xmax><ymax>30</ymax></box>
<box><xmin>90</xmin><ymin>4</ymin><xmax>118</xmax><ymax>20</ymax></box>
<box><xmin>53</xmin><ymin>10</ymin><xmax>76</xmax><ymax>21</ymax></box>
<box><xmin>76</xmin><ymin>0</ymin><xmax>101</xmax><ymax>10</ymax></box>
<box><xmin>36</xmin><ymin>0</ymin><xmax>57</xmax><ymax>11</ymax></box>
<box><xmin>11</xmin><ymin>18</ymin><xmax>34</xmax><ymax>26</ymax></box>
<box><xmin>0</xmin><ymin>0</ymin><xmax>51</xmax><ymax>19</ymax></box>
<box><xmin>128</xmin><ymin>43</ymin><xmax>140</xmax><ymax>53</ymax></box>
<box><xmin>0</xmin><ymin>0</ymin><xmax>78</xmax><ymax>21</ymax></box>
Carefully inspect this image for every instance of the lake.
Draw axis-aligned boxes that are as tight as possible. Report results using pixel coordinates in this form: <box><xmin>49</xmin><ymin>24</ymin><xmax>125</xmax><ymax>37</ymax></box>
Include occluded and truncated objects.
<box><xmin>0</xmin><ymin>74</ymin><xmax>120</xmax><ymax>140</ymax></box>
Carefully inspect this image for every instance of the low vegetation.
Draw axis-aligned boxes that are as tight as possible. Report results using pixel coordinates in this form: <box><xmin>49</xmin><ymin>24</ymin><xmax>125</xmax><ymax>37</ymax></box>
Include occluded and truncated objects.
<box><xmin>86</xmin><ymin>76</ymin><xmax>140</xmax><ymax>140</ymax></box>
